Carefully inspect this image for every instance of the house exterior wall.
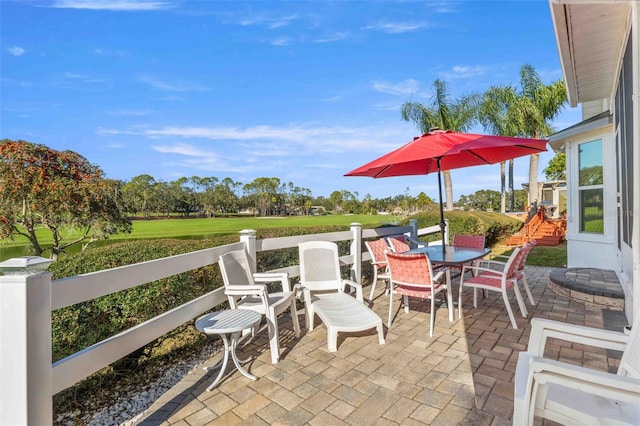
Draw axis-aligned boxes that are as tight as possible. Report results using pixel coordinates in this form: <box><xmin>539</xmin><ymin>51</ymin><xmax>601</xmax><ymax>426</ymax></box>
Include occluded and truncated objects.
<box><xmin>549</xmin><ymin>1</ymin><xmax>639</xmax><ymax>323</ymax></box>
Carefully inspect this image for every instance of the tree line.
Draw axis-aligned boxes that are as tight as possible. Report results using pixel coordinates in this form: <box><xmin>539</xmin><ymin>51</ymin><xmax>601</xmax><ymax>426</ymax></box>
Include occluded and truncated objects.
<box><xmin>121</xmin><ymin>175</ymin><xmax>441</xmax><ymax>218</ymax></box>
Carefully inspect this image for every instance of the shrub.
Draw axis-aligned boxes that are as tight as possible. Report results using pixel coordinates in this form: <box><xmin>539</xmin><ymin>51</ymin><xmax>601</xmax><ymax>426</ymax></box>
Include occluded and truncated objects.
<box><xmin>399</xmin><ymin>210</ymin><xmax>522</xmax><ymax>247</ymax></box>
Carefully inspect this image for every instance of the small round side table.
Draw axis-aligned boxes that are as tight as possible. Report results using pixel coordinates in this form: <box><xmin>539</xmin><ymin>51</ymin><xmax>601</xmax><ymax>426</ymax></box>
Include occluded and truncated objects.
<box><xmin>195</xmin><ymin>309</ymin><xmax>262</xmax><ymax>391</ymax></box>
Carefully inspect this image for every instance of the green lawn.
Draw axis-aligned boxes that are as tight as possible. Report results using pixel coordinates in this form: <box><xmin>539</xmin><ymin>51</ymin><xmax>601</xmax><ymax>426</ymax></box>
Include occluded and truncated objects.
<box><xmin>0</xmin><ymin>214</ymin><xmax>394</xmax><ymax>249</ymax></box>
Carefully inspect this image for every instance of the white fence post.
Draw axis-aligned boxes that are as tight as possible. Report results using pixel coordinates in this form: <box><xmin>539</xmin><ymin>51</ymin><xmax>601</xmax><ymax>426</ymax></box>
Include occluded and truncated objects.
<box><xmin>240</xmin><ymin>229</ymin><xmax>257</xmax><ymax>273</ymax></box>
<box><xmin>444</xmin><ymin>219</ymin><xmax>450</xmax><ymax>245</ymax></box>
<box><xmin>0</xmin><ymin>267</ymin><xmax>53</xmax><ymax>425</ymax></box>
<box><xmin>350</xmin><ymin>223</ymin><xmax>362</xmax><ymax>284</ymax></box>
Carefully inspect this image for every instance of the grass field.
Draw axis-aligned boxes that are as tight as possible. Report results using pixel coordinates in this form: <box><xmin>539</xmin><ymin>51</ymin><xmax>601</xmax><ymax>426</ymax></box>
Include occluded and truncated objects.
<box><xmin>0</xmin><ymin>214</ymin><xmax>395</xmax><ymax>259</ymax></box>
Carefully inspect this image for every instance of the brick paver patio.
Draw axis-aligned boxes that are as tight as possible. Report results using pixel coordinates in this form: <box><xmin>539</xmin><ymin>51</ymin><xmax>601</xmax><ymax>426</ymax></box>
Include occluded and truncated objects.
<box><xmin>133</xmin><ymin>266</ymin><xmax>625</xmax><ymax>425</ymax></box>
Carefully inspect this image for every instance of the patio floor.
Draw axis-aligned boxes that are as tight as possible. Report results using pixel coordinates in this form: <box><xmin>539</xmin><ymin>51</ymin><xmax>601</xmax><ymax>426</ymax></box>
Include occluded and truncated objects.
<box><xmin>132</xmin><ymin>266</ymin><xmax>626</xmax><ymax>425</ymax></box>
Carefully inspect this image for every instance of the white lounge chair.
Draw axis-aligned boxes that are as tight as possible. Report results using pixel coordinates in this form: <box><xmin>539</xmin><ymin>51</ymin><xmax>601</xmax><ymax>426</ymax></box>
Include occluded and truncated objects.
<box><xmin>298</xmin><ymin>241</ymin><xmax>385</xmax><ymax>352</ymax></box>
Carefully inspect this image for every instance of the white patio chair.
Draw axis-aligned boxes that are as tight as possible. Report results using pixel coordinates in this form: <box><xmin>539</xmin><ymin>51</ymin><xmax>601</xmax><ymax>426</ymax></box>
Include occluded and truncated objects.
<box><xmin>218</xmin><ymin>249</ymin><xmax>300</xmax><ymax>364</ymax></box>
<box><xmin>298</xmin><ymin>241</ymin><xmax>385</xmax><ymax>352</ymax></box>
<box><xmin>364</xmin><ymin>238</ymin><xmax>391</xmax><ymax>301</ymax></box>
<box><xmin>513</xmin><ymin>317</ymin><xmax>640</xmax><ymax>425</ymax></box>
<box><xmin>458</xmin><ymin>247</ymin><xmax>527</xmax><ymax>329</ymax></box>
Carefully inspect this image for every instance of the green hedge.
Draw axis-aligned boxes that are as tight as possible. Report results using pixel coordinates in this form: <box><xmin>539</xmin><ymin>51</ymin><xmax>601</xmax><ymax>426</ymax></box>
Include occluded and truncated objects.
<box><xmin>399</xmin><ymin>210</ymin><xmax>522</xmax><ymax>247</ymax></box>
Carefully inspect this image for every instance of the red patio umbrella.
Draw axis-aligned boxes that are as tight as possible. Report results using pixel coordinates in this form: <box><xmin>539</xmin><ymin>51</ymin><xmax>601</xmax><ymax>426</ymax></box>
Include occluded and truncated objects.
<box><xmin>344</xmin><ymin>129</ymin><xmax>548</xmax><ymax>246</ymax></box>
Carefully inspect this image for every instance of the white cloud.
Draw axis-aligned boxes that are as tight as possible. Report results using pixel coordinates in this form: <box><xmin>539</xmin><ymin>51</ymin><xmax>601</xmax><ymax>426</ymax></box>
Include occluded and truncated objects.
<box><xmin>8</xmin><ymin>46</ymin><xmax>26</xmax><ymax>56</ymax></box>
<box><xmin>372</xmin><ymin>79</ymin><xmax>420</xmax><ymax>96</ymax></box>
<box><xmin>269</xmin><ymin>36</ymin><xmax>293</xmax><ymax>46</ymax></box>
<box><xmin>51</xmin><ymin>0</ymin><xmax>174</xmax><ymax>11</ymax></box>
<box><xmin>237</xmin><ymin>13</ymin><xmax>300</xmax><ymax>28</ymax></box>
<box><xmin>314</xmin><ymin>32</ymin><xmax>350</xmax><ymax>43</ymax></box>
<box><xmin>54</xmin><ymin>72</ymin><xmax>108</xmax><ymax>87</ymax></box>
<box><xmin>440</xmin><ymin>65</ymin><xmax>488</xmax><ymax>80</ymax></box>
<box><xmin>427</xmin><ymin>2</ymin><xmax>460</xmax><ymax>14</ymax></box>
<box><xmin>138</xmin><ymin>76</ymin><xmax>210</xmax><ymax>92</ymax></box>
<box><xmin>363</xmin><ymin>22</ymin><xmax>427</xmax><ymax>34</ymax></box>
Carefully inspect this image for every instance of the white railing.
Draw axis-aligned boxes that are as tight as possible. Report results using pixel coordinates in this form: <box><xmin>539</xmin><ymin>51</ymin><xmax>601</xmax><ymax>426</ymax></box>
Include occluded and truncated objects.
<box><xmin>0</xmin><ymin>219</ymin><xmax>447</xmax><ymax>425</ymax></box>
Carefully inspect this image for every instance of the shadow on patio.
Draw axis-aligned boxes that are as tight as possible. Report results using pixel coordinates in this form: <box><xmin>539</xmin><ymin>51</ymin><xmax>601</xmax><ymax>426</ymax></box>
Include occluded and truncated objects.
<box><xmin>132</xmin><ymin>266</ymin><xmax>625</xmax><ymax>425</ymax></box>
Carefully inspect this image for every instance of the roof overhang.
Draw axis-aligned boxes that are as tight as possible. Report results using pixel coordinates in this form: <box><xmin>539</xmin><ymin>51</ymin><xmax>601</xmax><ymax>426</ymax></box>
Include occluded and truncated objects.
<box><xmin>548</xmin><ymin>110</ymin><xmax>613</xmax><ymax>150</ymax></box>
<box><xmin>549</xmin><ymin>0</ymin><xmax>632</xmax><ymax>107</ymax></box>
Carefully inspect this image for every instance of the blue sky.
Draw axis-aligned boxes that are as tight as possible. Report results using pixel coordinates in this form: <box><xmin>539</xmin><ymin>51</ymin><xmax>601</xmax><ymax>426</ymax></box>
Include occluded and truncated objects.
<box><xmin>1</xmin><ymin>0</ymin><xmax>580</xmax><ymax>201</ymax></box>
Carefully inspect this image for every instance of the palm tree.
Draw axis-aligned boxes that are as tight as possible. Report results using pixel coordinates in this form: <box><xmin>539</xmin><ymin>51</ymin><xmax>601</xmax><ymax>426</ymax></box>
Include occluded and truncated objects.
<box><xmin>401</xmin><ymin>79</ymin><xmax>478</xmax><ymax>211</ymax></box>
<box><xmin>478</xmin><ymin>65</ymin><xmax>567</xmax><ymax>210</ymax></box>
<box><xmin>477</xmin><ymin>85</ymin><xmax>517</xmax><ymax>212</ymax></box>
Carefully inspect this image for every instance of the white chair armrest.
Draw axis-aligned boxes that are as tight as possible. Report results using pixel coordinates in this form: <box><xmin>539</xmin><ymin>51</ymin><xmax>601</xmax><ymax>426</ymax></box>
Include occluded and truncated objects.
<box><xmin>224</xmin><ymin>284</ymin><xmax>267</xmax><ymax>296</ymax></box>
<box><xmin>461</xmin><ymin>264</ymin><xmax>503</xmax><ymax>278</ymax></box>
<box><xmin>253</xmin><ymin>272</ymin><xmax>291</xmax><ymax>292</ymax></box>
<box><xmin>432</xmin><ymin>268</ymin><xmax>449</xmax><ymax>284</ymax></box>
<box><xmin>527</xmin><ymin>318</ymin><xmax>628</xmax><ymax>356</ymax></box>
<box><xmin>528</xmin><ymin>355</ymin><xmax>640</xmax><ymax>403</ymax></box>
<box><xmin>342</xmin><ymin>279</ymin><xmax>364</xmax><ymax>302</ymax></box>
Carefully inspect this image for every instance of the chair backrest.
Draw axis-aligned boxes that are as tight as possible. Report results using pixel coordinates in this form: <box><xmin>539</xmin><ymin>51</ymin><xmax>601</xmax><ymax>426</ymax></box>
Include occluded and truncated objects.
<box><xmin>219</xmin><ymin>249</ymin><xmax>254</xmax><ymax>287</ymax></box>
<box><xmin>365</xmin><ymin>239</ymin><xmax>389</xmax><ymax>267</ymax></box>
<box><xmin>452</xmin><ymin>234</ymin><xmax>486</xmax><ymax>249</ymax></box>
<box><xmin>219</xmin><ymin>250</ymin><xmax>256</xmax><ymax>308</ymax></box>
<box><xmin>386</xmin><ymin>235</ymin><xmax>410</xmax><ymax>253</ymax></box>
<box><xmin>515</xmin><ymin>241</ymin><xmax>535</xmax><ymax>272</ymax></box>
<box><xmin>502</xmin><ymin>247</ymin><xmax>523</xmax><ymax>280</ymax></box>
<box><xmin>385</xmin><ymin>251</ymin><xmax>436</xmax><ymax>289</ymax></box>
<box><xmin>298</xmin><ymin>241</ymin><xmax>344</xmax><ymax>292</ymax></box>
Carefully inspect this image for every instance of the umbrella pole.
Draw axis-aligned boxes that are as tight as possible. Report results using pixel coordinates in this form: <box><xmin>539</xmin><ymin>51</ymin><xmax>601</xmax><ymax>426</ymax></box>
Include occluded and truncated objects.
<box><xmin>436</xmin><ymin>158</ymin><xmax>447</xmax><ymax>248</ymax></box>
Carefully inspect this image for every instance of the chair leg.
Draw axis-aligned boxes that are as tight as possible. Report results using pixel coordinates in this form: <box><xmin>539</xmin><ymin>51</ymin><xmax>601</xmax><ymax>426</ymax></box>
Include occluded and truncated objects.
<box><xmin>429</xmin><ymin>296</ymin><xmax>435</xmax><ymax>337</ymax></box>
<box><xmin>369</xmin><ymin>269</ymin><xmax>378</xmax><ymax>301</ymax></box>
<box><xmin>502</xmin><ymin>291</ymin><xmax>518</xmax><ymax>329</ymax></box>
<box><xmin>376</xmin><ymin>321</ymin><xmax>385</xmax><ymax>345</ymax></box>
<box><xmin>290</xmin><ymin>299</ymin><xmax>300</xmax><ymax>338</ymax></box>
<box><xmin>403</xmin><ymin>294</ymin><xmax>410</xmax><ymax>313</ymax></box>
<box><xmin>327</xmin><ymin>326</ymin><xmax>338</xmax><ymax>352</ymax></box>
<box><xmin>458</xmin><ymin>283</ymin><xmax>463</xmax><ymax>320</ymax></box>
<box><xmin>521</xmin><ymin>275</ymin><xmax>536</xmax><ymax>305</ymax></box>
<box><xmin>473</xmin><ymin>288</ymin><xmax>478</xmax><ymax>308</ymax></box>
<box><xmin>513</xmin><ymin>283</ymin><xmax>528</xmax><ymax>317</ymax></box>
<box><xmin>266</xmin><ymin>313</ymin><xmax>280</xmax><ymax>364</ymax></box>
<box><xmin>388</xmin><ymin>292</ymin><xmax>394</xmax><ymax>328</ymax></box>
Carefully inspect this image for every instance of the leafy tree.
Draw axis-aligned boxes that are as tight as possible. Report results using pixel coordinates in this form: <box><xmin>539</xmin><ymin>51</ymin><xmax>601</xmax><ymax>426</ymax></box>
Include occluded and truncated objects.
<box><xmin>456</xmin><ymin>189</ymin><xmax>501</xmax><ymax>211</ymax></box>
<box><xmin>0</xmin><ymin>140</ymin><xmax>132</xmax><ymax>259</ymax></box>
<box><xmin>401</xmin><ymin>79</ymin><xmax>479</xmax><ymax>211</ymax></box>
<box><xmin>544</xmin><ymin>152</ymin><xmax>566</xmax><ymax>180</ymax></box>
<box><xmin>122</xmin><ymin>174</ymin><xmax>156</xmax><ymax>217</ymax></box>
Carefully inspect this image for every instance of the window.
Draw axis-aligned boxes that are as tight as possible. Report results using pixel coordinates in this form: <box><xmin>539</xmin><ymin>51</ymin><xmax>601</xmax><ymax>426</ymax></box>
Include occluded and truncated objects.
<box><xmin>578</xmin><ymin>139</ymin><xmax>604</xmax><ymax>233</ymax></box>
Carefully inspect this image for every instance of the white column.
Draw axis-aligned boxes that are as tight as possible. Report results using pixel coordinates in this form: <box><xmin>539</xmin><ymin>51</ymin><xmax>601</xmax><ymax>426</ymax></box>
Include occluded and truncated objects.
<box><xmin>0</xmin><ymin>271</ymin><xmax>52</xmax><ymax>425</ymax></box>
<box><xmin>350</xmin><ymin>223</ymin><xmax>362</xmax><ymax>284</ymax></box>
<box><xmin>239</xmin><ymin>229</ymin><xmax>257</xmax><ymax>273</ymax></box>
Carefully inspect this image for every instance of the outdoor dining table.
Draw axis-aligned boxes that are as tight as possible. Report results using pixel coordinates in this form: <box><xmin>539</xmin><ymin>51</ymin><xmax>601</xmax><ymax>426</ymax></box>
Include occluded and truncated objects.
<box><xmin>407</xmin><ymin>245</ymin><xmax>491</xmax><ymax>267</ymax></box>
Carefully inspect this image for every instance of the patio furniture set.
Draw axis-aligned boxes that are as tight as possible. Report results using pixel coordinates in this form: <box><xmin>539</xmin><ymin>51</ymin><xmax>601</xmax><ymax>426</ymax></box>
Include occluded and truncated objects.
<box><xmin>194</xmin><ymin>235</ymin><xmax>640</xmax><ymax>425</ymax></box>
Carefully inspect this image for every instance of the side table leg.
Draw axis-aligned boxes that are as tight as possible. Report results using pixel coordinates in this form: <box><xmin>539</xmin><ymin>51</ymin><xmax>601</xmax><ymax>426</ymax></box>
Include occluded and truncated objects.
<box><xmin>206</xmin><ymin>334</ymin><xmax>231</xmax><ymax>391</ymax></box>
<box><xmin>230</xmin><ymin>331</ymin><xmax>257</xmax><ymax>381</ymax></box>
